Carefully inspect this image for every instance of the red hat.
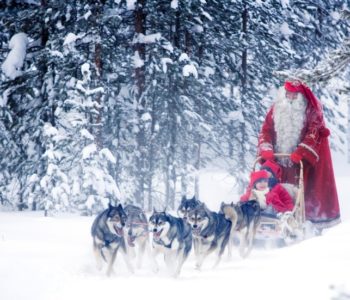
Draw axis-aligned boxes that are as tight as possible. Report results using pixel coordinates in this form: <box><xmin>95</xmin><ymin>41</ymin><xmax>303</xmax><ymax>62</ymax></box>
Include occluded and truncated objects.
<box><xmin>284</xmin><ymin>80</ymin><xmax>321</xmax><ymax>111</ymax></box>
<box><xmin>250</xmin><ymin>170</ymin><xmax>269</xmax><ymax>186</ymax></box>
<box><xmin>284</xmin><ymin>80</ymin><xmax>330</xmax><ymax>137</ymax></box>
<box><xmin>261</xmin><ymin>160</ymin><xmax>282</xmax><ymax>181</ymax></box>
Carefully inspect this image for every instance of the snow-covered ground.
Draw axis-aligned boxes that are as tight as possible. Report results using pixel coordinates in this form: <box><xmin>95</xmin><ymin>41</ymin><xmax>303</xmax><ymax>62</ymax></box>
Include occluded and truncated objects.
<box><xmin>0</xmin><ymin>155</ymin><xmax>349</xmax><ymax>300</ymax></box>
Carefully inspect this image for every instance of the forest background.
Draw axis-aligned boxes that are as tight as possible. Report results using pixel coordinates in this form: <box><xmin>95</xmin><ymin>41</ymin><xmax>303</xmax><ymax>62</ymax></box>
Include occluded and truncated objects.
<box><xmin>1</xmin><ymin>0</ymin><xmax>350</xmax><ymax>215</ymax></box>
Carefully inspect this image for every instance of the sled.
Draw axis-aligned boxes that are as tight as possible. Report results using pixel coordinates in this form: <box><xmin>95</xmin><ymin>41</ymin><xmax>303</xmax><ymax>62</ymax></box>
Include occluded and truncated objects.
<box><xmin>253</xmin><ymin>153</ymin><xmax>306</xmax><ymax>246</ymax></box>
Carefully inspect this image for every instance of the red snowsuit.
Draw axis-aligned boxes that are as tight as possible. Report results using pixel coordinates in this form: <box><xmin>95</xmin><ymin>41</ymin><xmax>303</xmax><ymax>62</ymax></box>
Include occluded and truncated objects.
<box><xmin>258</xmin><ymin>85</ymin><xmax>340</xmax><ymax>229</ymax></box>
<box><xmin>240</xmin><ymin>183</ymin><xmax>294</xmax><ymax>213</ymax></box>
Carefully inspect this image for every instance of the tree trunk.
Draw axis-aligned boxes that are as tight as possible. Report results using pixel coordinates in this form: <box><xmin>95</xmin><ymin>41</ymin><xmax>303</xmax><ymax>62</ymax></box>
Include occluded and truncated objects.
<box><xmin>164</xmin><ymin>7</ymin><xmax>181</xmax><ymax>210</ymax></box>
<box><xmin>238</xmin><ymin>1</ymin><xmax>249</xmax><ymax>194</ymax></box>
<box><xmin>165</xmin><ymin>96</ymin><xmax>177</xmax><ymax>210</ymax></box>
<box><xmin>134</xmin><ymin>0</ymin><xmax>146</xmax><ymax>208</ymax></box>
<box><xmin>94</xmin><ymin>41</ymin><xmax>103</xmax><ymax>148</ymax></box>
<box><xmin>147</xmin><ymin>92</ymin><xmax>157</xmax><ymax>211</ymax></box>
<box><xmin>241</xmin><ymin>2</ymin><xmax>248</xmax><ymax>91</ymax></box>
<box><xmin>92</xmin><ymin>3</ymin><xmax>103</xmax><ymax>149</ymax></box>
<box><xmin>348</xmin><ymin>98</ymin><xmax>350</xmax><ymax>163</ymax></box>
<box><xmin>193</xmin><ymin>34</ymin><xmax>203</xmax><ymax>200</ymax></box>
<box><xmin>181</xmin><ymin>145</ymin><xmax>188</xmax><ymax>197</ymax></box>
<box><xmin>194</xmin><ymin>142</ymin><xmax>201</xmax><ymax>200</ymax></box>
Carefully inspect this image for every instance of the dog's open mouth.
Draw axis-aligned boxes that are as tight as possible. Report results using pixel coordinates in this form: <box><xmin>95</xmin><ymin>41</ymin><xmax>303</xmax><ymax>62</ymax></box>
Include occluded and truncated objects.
<box><xmin>192</xmin><ymin>226</ymin><xmax>202</xmax><ymax>236</ymax></box>
<box><xmin>127</xmin><ymin>235</ymin><xmax>136</xmax><ymax>247</ymax></box>
<box><xmin>153</xmin><ymin>229</ymin><xmax>163</xmax><ymax>241</ymax></box>
<box><xmin>113</xmin><ymin>224</ymin><xmax>124</xmax><ymax>237</ymax></box>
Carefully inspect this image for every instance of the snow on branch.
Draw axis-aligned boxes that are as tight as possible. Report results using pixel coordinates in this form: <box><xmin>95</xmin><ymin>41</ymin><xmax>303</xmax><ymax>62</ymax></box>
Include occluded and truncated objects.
<box><xmin>132</xmin><ymin>33</ymin><xmax>162</xmax><ymax>44</ymax></box>
<box><xmin>99</xmin><ymin>148</ymin><xmax>116</xmax><ymax>164</ymax></box>
<box><xmin>183</xmin><ymin>64</ymin><xmax>198</xmax><ymax>78</ymax></box>
<box><xmin>1</xmin><ymin>33</ymin><xmax>29</xmax><ymax>80</ymax></box>
<box><xmin>275</xmin><ymin>38</ymin><xmax>350</xmax><ymax>84</ymax></box>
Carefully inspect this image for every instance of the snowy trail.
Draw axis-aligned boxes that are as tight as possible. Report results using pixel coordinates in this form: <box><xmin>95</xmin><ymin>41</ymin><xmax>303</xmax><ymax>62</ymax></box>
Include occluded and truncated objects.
<box><xmin>0</xmin><ymin>211</ymin><xmax>349</xmax><ymax>300</ymax></box>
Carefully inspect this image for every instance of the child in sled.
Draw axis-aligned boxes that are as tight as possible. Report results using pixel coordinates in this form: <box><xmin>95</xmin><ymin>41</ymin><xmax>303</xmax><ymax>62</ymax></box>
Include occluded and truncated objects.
<box><xmin>240</xmin><ymin>160</ymin><xmax>294</xmax><ymax>215</ymax></box>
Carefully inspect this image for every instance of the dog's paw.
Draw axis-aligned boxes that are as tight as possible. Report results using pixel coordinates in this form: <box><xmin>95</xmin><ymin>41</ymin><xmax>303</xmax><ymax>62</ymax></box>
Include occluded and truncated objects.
<box><xmin>106</xmin><ymin>268</ymin><xmax>115</xmax><ymax>277</ymax></box>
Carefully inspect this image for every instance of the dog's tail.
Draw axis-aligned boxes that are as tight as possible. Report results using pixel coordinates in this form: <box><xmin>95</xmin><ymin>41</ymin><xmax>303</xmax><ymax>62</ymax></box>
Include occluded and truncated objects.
<box><xmin>220</xmin><ymin>202</ymin><xmax>239</xmax><ymax>229</ymax></box>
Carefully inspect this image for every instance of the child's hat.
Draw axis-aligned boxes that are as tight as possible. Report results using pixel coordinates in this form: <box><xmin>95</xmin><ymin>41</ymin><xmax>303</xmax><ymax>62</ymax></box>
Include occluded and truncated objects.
<box><xmin>250</xmin><ymin>170</ymin><xmax>269</xmax><ymax>186</ymax></box>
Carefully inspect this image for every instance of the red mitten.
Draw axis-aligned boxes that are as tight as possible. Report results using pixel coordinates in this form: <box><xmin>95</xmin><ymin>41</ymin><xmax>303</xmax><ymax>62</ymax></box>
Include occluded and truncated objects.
<box><xmin>290</xmin><ymin>152</ymin><xmax>302</xmax><ymax>164</ymax></box>
<box><xmin>261</xmin><ymin>150</ymin><xmax>274</xmax><ymax>160</ymax></box>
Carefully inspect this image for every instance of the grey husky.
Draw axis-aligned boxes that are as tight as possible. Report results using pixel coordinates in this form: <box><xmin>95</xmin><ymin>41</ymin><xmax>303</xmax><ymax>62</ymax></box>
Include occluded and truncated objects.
<box><xmin>220</xmin><ymin>200</ymin><xmax>261</xmax><ymax>258</ymax></box>
<box><xmin>91</xmin><ymin>203</ymin><xmax>133</xmax><ymax>275</ymax></box>
<box><xmin>187</xmin><ymin>203</ymin><xmax>231</xmax><ymax>269</ymax></box>
<box><xmin>124</xmin><ymin>204</ymin><xmax>150</xmax><ymax>268</ymax></box>
<box><xmin>149</xmin><ymin>210</ymin><xmax>192</xmax><ymax>277</ymax></box>
<box><xmin>177</xmin><ymin>196</ymin><xmax>202</xmax><ymax>220</ymax></box>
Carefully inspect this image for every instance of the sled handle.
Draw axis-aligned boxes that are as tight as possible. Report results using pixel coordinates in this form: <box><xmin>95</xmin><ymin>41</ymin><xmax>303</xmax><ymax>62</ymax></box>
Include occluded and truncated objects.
<box><xmin>253</xmin><ymin>153</ymin><xmax>303</xmax><ymax>173</ymax></box>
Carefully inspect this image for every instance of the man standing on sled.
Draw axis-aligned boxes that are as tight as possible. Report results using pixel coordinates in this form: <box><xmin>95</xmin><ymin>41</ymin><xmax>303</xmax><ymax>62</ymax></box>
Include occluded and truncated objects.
<box><xmin>258</xmin><ymin>80</ymin><xmax>340</xmax><ymax>230</ymax></box>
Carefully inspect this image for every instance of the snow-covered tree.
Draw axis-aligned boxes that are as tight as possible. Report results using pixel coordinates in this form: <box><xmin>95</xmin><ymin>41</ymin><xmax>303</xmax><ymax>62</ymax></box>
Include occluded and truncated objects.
<box><xmin>39</xmin><ymin>63</ymin><xmax>120</xmax><ymax>215</ymax></box>
<box><xmin>1</xmin><ymin>1</ymin><xmax>350</xmax><ymax>213</ymax></box>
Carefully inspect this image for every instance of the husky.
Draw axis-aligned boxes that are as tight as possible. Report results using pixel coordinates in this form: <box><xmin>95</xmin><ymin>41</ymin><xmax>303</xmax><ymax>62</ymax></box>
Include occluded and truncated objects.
<box><xmin>124</xmin><ymin>204</ymin><xmax>150</xmax><ymax>268</ymax></box>
<box><xmin>177</xmin><ymin>195</ymin><xmax>202</xmax><ymax>220</ymax></box>
<box><xmin>187</xmin><ymin>203</ymin><xmax>231</xmax><ymax>269</ymax></box>
<box><xmin>220</xmin><ymin>200</ymin><xmax>261</xmax><ymax>258</ymax></box>
<box><xmin>91</xmin><ymin>203</ymin><xmax>133</xmax><ymax>276</ymax></box>
<box><xmin>149</xmin><ymin>210</ymin><xmax>192</xmax><ymax>277</ymax></box>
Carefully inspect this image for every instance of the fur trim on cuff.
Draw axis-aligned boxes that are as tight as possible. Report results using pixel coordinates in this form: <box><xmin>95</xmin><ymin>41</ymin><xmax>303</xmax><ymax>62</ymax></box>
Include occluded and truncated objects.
<box><xmin>299</xmin><ymin>143</ymin><xmax>319</xmax><ymax>162</ymax></box>
<box><xmin>296</xmin><ymin>143</ymin><xmax>319</xmax><ymax>166</ymax></box>
<box><xmin>259</xmin><ymin>142</ymin><xmax>273</xmax><ymax>151</ymax></box>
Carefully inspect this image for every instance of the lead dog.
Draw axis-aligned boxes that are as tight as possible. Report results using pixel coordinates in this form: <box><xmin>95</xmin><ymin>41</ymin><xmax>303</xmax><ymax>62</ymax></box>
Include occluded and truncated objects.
<box><xmin>187</xmin><ymin>203</ymin><xmax>231</xmax><ymax>269</ymax></box>
<box><xmin>177</xmin><ymin>196</ymin><xmax>202</xmax><ymax>220</ymax></box>
<box><xmin>91</xmin><ymin>203</ymin><xmax>133</xmax><ymax>275</ymax></box>
<box><xmin>149</xmin><ymin>210</ymin><xmax>192</xmax><ymax>277</ymax></box>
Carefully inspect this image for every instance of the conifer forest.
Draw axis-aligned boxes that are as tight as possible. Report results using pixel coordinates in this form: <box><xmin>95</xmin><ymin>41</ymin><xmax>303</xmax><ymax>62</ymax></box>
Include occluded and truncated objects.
<box><xmin>1</xmin><ymin>0</ymin><xmax>350</xmax><ymax>215</ymax></box>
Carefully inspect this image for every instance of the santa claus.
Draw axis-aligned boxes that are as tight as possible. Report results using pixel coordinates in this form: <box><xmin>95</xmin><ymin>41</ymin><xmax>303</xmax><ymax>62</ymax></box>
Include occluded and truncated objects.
<box><xmin>258</xmin><ymin>80</ymin><xmax>340</xmax><ymax>230</ymax></box>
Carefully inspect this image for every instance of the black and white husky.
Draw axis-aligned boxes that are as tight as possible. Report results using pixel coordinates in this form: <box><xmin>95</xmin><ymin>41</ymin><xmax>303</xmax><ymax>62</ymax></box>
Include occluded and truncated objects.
<box><xmin>177</xmin><ymin>196</ymin><xmax>202</xmax><ymax>220</ymax></box>
<box><xmin>220</xmin><ymin>200</ymin><xmax>261</xmax><ymax>258</ymax></box>
<box><xmin>149</xmin><ymin>210</ymin><xmax>192</xmax><ymax>277</ymax></box>
<box><xmin>187</xmin><ymin>203</ymin><xmax>231</xmax><ymax>269</ymax></box>
<box><xmin>91</xmin><ymin>203</ymin><xmax>134</xmax><ymax>276</ymax></box>
<box><xmin>124</xmin><ymin>204</ymin><xmax>150</xmax><ymax>268</ymax></box>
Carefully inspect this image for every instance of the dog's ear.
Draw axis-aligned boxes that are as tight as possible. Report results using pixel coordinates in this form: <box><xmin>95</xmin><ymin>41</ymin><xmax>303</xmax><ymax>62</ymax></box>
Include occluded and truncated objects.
<box><xmin>139</xmin><ymin>212</ymin><xmax>147</xmax><ymax>223</ymax></box>
<box><xmin>117</xmin><ymin>203</ymin><xmax>123</xmax><ymax>210</ymax></box>
<box><xmin>181</xmin><ymin>195</ymin><xmax>186</xmax><ymax>203</ymax></box>
<box><xmin>153</xmin><ymin>207</ymin><xmax>157</xmax><ymax>213</ymax></box>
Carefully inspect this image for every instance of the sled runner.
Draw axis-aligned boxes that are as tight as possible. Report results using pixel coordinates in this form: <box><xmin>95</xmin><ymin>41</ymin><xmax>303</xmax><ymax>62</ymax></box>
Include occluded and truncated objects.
<box><xmin>254</xmin><ymin>153</ymin><xmax>306</xmax><ymax>246</ymax></box>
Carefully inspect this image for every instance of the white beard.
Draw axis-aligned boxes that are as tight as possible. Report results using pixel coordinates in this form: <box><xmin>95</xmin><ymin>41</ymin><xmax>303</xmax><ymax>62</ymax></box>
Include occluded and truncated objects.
<box><xmin>273</xmin><ymin>87</ymin><xmax>307</xmax><ymax>166</ymax></box>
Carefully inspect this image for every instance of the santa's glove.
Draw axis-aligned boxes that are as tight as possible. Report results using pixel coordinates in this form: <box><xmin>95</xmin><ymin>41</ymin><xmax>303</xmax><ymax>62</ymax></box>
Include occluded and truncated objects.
<box><xmin>290</xmin><ymin>152</ymin><xmax>302</xmax><ymax>164</ymax></box>
<box><xmin>261</xmin><ymin>150</ymin><xmax>274</xmax><ymax>161</ymax></box>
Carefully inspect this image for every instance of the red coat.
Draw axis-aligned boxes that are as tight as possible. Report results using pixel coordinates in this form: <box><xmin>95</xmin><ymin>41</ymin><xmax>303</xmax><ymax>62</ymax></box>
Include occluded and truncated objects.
<box><xmin>266</xmin><ymin>184</ymin><xmax>294</xmax><ymax>213</ymax></box>
<box><xmin>258</xmin><ymin>104</ymin><xmax>340</xmax><ymax>229</ymax></box>
<box><xmin>240</xmin><ymin>184</ymin><xmax>294</xmax><ymax>213</ymax></box>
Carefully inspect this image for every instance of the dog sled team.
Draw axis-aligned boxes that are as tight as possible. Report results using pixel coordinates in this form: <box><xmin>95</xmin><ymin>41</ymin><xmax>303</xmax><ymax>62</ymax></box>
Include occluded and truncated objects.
<box><xmin>90</xmin><ymin>158</ymin><xmax>303</xmax><ymax>277</ymax></box>
<box><xmin>90</xmin><ymin>158</ymin><xmax>303</xmax><ymax>278</ymax></box>
<box><xmin>91</xmin><ymin>196</ymin><xmax>259</xmax><ymax>277</ymax></box>
<box><xmin>91</xmin><ymin>80</ymin><xmax>341</xmax><ymax>277</ymax></box>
